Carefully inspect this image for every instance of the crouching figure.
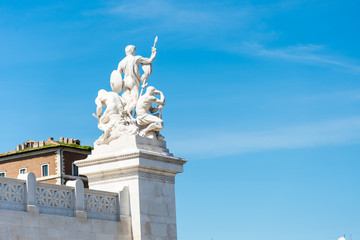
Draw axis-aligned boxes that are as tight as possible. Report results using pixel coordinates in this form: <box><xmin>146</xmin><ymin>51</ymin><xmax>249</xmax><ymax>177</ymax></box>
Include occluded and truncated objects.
<box><xmin>135</xmin><ymin>86</ymin><xmax>165</xmax><ymax>140</ymax></box>
<box><xmin>94</xmin><ymin>89</ymin><xmax>138</xmax><ymax>145</ymax></box>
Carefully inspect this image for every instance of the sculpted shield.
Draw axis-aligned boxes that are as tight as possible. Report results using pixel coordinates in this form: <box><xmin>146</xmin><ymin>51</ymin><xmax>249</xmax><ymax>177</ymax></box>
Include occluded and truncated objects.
<box><xmin>110</xmin><ymin>70</ymin><xmax>123</xmax><ymax>94</ymax></box>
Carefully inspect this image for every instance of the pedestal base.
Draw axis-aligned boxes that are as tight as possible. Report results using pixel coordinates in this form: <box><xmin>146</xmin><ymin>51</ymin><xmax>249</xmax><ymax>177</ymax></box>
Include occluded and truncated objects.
<box><xmin>75</xmin><ymin>135</ymin><xmax>186</xmax><ymax>240</ymax></box>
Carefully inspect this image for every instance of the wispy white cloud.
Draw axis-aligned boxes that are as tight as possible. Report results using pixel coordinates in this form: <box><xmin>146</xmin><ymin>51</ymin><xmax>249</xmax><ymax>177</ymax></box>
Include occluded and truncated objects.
<box><xmin>90</xmin><ymin>0</ymin><xmax>301</xmax><ymax>30</ymax></box>
<box><xmin>242</xmin><ymin>43</ymin><xmax>360</xmax><ymax>72</ymax></box>
<box><xmin>84</xmin><ymin>0</ymin><xmax>256</xmax><ymax>33</ymax></box>
<box><xmin>298</xmin><ymin>90</ymin><xmax>360</xmax><ymax>102</ymax></box>
<box><xmin>108</xmin><ymin>1</ymin><xmax>215</xmax><ymax>22</ymax></box>
<box><xmin>84</xmin><ymin>0</ymin><xmax>360</xmax><ymax>73</ymax></box>
<box><xmin>172</xmin><ymin>117</ymin><xmax>360</xmax><ymax>158</ymax></box>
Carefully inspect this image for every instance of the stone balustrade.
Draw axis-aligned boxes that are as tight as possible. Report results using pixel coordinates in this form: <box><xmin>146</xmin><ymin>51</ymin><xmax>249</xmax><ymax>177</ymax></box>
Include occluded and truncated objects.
<box><xmin>0</xmin><ymin>173</ymin><xmax>129</xmax><ymax>221</ymax></box>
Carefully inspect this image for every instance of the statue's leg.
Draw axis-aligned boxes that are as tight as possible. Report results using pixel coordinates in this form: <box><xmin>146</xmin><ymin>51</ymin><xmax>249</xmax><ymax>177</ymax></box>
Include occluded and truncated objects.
<box><xmin>155</xmin><ymin>119</ymin><xmax>164</xmax><ymax>130</ymax></box>
<box><xmin>142</xmin><ymin>123</ymin><xmax>158</xmax><ymax>137</ymax></box>
<box><xmin>141</xmin><ymin>117</ymin><xmax>163</xmax><ymax>137</ymax></box>
<box><xmin>126</xmin><ymin>88</ymin><xmax>139</xmax><ymax>113</ymax></box>
<box><xmin>122</xmin><ymin>90</ymin><xmax>131</xmax><ymax>111</ymax></box>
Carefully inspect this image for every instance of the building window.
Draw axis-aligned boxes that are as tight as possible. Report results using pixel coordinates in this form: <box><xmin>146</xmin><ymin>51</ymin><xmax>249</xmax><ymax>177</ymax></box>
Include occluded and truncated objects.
<box><xmin>72</xmin><ymin>163</ymin><xmax>78</xmax><ymax>176</ymax></box>
<box><xmin>41</xmin><ymin>164</ymin><xmax>49</xmax><ymax>177</ymax></box>
<box><xmin>19</xmin><ymin>168</ymin><xmax>27</xmax><ymax>174</ymax></box>
<box><xmin>0</xmin><ymin>171</ymin><xmax>5</xmax><ymax>177</ymax></box>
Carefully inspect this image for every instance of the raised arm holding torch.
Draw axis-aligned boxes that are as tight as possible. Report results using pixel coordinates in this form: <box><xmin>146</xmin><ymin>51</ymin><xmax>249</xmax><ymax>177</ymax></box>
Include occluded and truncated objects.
<box><xmin>139</xmin><ymin>36</ymin><xmax>158</xmax><ymax>97</ymax></box>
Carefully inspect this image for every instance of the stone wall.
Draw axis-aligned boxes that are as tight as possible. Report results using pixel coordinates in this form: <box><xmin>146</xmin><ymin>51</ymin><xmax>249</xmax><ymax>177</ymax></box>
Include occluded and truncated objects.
<box><xmin>0</xmin><ymin>173</ymin><xmax>132</xmax><ymax>240</ymax></box>
<box><xmin>0</xmin><ymin>208</ymin><xmax>132</xmax><ymax>240</ymax></box>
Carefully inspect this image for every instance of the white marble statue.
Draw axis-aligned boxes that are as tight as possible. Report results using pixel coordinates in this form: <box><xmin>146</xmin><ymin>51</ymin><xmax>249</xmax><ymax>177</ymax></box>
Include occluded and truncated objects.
<box><xmin>94</xmin><ymin>37</ymin><xmax>169</xmax><ymax>144</ymax></box>
<box><xmin>110</xmin><ymin>40</ymin><xmax>157</xmax><ymax>114</ymax></box>
<box><xmin>93</xmin><ymin>90</ymin><xmax>138</xmax><ymax>145</ymax></box>
<box><xmin>135</xmin><ymin>86</ymin><xmax>165</xmax><ymax>140</ymax></box>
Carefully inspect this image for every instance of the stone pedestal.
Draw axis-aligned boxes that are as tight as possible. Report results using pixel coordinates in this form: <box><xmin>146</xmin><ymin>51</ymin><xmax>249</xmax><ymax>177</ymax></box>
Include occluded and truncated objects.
<box><xmin>75</xmin><ymin>135</ymin><xmax>186</xmax><ymax>240</ymax></box>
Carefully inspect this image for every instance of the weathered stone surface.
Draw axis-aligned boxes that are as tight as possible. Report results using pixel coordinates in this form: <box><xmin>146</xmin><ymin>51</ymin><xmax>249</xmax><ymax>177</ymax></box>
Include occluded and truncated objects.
<box><xmin>0</xmin><ymin>208</ymin><xmax>132</xmax><ymax>240</ymax></box>
<box><xmin>0</xmin><ymin>174</ymin><xmax>133</xmax><ymax>239</ymax></box>
<box><xmin>75</xmin><ymin>135</ymin><xmax>186</xmax><ymax>240</ymax></box>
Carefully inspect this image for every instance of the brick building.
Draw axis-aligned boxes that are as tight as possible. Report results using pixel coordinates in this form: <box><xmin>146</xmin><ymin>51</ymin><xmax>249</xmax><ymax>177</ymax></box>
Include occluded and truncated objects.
<box><xmin>0</xmin><ymin>137</ymin><xmax>92</xmax><ymax>187</ymax></box>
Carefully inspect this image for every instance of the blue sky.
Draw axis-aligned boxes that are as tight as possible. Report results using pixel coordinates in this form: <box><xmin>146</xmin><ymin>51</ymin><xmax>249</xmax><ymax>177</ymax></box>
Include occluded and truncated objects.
<box><xmin>1</xmin><ymin>0</ymin><xmax>359</xmax><ymax>239</ymax></box>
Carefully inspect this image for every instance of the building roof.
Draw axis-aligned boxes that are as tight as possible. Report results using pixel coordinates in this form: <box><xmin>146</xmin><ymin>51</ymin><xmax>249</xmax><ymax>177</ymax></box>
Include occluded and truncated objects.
<box><xmin>0</xmin><ymin>137</ymin><xmax>93</xmax><ymax>158</ymax></box>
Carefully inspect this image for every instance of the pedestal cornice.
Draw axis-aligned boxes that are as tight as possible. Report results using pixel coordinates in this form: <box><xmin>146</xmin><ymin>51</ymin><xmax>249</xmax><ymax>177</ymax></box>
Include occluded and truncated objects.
<box><xmin>75</xmin><ymin>149</ymin><xmax>187</xmax><ymax>169</ymax></box>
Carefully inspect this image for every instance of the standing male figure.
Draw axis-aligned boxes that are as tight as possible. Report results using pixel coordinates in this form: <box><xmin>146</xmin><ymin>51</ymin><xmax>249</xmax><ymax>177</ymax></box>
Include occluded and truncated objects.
<box><xmin>136</xmin><ymin>86</ymin><xmax>165</xmax><ymax>139</ymax></box>
<box><xmin>117</xmin><ymin>45</ymin><xmax>157</xmax><ymax>114</ymax></box>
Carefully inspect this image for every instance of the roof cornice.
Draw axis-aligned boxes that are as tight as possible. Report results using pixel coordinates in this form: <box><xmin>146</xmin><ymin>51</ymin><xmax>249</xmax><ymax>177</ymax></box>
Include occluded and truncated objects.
<box><xmin>0</xmin><ymin>146</ymin><xmax>91</xmax><ymax>162</ymax></box>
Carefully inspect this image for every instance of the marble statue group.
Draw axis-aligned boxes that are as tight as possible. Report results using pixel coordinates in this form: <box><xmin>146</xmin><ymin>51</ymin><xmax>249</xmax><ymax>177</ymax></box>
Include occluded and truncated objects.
<box><xmin>93</xmin><ymin>37</ymin><xmax>166</xmax><ymax>145</ymax></box>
